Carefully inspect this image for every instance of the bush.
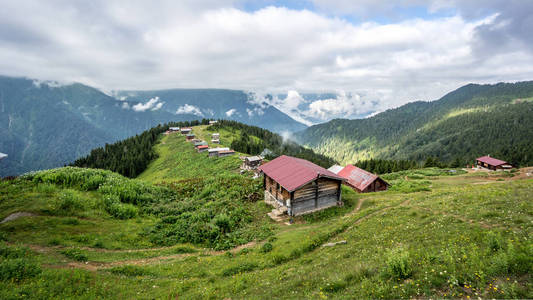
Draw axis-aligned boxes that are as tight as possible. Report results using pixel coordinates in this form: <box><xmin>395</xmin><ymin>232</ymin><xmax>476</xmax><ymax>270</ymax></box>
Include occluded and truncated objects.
<box><xmin>0</xmin><ymin>244</ymin><xmax>31</xmax><ymax>259</ymax></box>
<box><xmin>61</xmin><ymin>248</ymin><xmax>88</xmax><ymax>262</ymax></box>
<box><xmin>386</xmin><ymin>248</ymin><xmax>412</xmax><ymax>279</ymax></box>
<box><xmin>260</xmin><ymin>242</ymin><xmax>273</xmax><ymax>253</ymax></box>
<box><xmin>103</xmin><ymin>195</ymin><xmax>138</xmax><ymax>219</ymax></box>
<box><xmin>55</xmin><ymin>191</ymin><xmax>85</xmax><ymax>214</ymax></box>
<box><xmin>0</xmin><ymin>258</ymin><xmax>41</xmax><ymax>281</ymax></box>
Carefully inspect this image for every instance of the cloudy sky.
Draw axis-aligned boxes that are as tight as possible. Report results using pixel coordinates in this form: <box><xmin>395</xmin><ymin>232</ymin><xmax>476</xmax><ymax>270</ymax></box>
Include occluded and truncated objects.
<box><xmin>1</xmin><ymin>0</ymin><xmax>533</xmax><ymax>124</ymax></box>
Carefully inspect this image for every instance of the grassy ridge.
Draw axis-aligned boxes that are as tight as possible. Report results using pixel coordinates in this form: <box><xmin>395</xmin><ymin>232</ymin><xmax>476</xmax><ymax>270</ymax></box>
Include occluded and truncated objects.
<box><xmin>0</xmin><ymin>127</ymin><xmax>531</xmax><ymax>299</ymax></box>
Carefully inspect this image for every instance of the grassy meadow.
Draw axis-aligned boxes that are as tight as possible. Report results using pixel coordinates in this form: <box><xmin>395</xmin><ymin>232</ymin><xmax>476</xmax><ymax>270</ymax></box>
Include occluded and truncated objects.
<box><xmin>0</xmin><ymin>126</ymin><xmax>531</xmax><ymax>299</ymax></box>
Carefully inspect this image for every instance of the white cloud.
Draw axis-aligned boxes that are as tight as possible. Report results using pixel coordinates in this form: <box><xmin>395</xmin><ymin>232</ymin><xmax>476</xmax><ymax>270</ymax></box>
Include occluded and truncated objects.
<box><xmin>176</xmin><ymin>104</ymin><xmax>204</xmax><ymax>116</ymax></box>
<box><xmin>132</xmin><ymin>96</ymin><xmax>163</xmax><ymax>112</ymax></box>
<box><xmin>1</xmin><ymin>1</ymin><xmax>532</xmax><ymax>122</ymax></box>
<box><xmin>225</xmin><ymin>108</ymin><xmax>237</xmax><ymax>117</ymax></box>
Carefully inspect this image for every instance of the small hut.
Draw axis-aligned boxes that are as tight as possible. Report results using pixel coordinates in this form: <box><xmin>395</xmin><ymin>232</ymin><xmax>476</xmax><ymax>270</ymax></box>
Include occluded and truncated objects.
<box><xmin>476</xmin><ymin>155</ymin><xmax>514</xmax><ymax>170</ymax></box>
<box><xmin>211</xmin><ymin>133</ymin><xmax>220</xmax><ymax>144</ymax></box>
<box><xmin>244</xmin><ymin>156</ymin><xmax>263</xmax><ymax>170</ymax></box>
<box><xmin>186</xmin><ymin>133</ymin><xmax>195</xmax><ymax>141</ymax></box>
<box><xmin>180</xmin><ymin>127</ymin><xmax>192</xmax><ymax>134</ymax></box>
<box><xmin>208</xmin><ymin>147</ymin><xmax>230</xmax><ymax>157</ymax></box>
<box><xmin>169</xmin><ymin>127</ymin><xmax>180</xmax><ymax>132</ymax></box>
<box><xmin>259</xmin><ymin>155</ymin><xmax>344</xmax><ymax>216</ymax></box>
<box><xmin>336</xmin><ymin>165</ymin><xmax>389</xmax><ymax>193</ymax></box>
<box><xmin>218</xmin><ymin>150</ymin><xmax>236</xmax><ymax>157</ymax></box>
<box><xmin>209</xmin><ymin>120</ymin><xmax>218</xmax><ymax>125</ymax></box>
<box><xmin>197</xmin><ymin>145</ymin><xmax>209</xmax><ymax>153</ymax></box>
<box><xmin>194</xmin><ymin>141</ymin><xmax>208</xmax><ymax>148</ymax></box>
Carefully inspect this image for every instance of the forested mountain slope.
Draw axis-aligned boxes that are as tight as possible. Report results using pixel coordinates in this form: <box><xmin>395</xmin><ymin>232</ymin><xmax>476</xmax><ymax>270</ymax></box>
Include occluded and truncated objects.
<box><xmin>296</xmin><ymin>81</ymin><xmax>533</xmax><ymax>166</ymax></box>
<box><xmin>0</xmin><ymin>76</ymin><xmax>306</xmax><ymax>176</ymax></box>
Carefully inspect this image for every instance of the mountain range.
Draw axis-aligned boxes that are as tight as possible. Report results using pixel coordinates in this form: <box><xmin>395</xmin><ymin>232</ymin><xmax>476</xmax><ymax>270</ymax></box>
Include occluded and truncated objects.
<box><xmin>296</xmin><ymin>81</ymin><xmax>533</xmax><ymax>167</ymax></box>
<box><xmin>0</xmin><ymin>76</ymin><xmax>305</xmax><ymax>176</ymax></box>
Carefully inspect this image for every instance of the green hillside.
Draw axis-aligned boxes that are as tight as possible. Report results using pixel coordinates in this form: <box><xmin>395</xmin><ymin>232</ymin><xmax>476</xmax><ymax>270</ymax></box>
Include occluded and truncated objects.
<box><xmin>1</xmin><ymin>125</ymin><xmax>531</xmax><ymax>298</ymax></box>
<box><xmin>296</xmin><ymin>81</ymin><xmax>533</xmax><ymax>166</ymax></box>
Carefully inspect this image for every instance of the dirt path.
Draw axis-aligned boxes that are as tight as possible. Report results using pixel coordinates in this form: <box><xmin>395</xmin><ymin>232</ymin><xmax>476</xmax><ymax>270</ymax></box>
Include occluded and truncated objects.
<box><xmin>41</xmin><ymin>241</ymin><xmax>259</xmax><ymax>271</ymax></box>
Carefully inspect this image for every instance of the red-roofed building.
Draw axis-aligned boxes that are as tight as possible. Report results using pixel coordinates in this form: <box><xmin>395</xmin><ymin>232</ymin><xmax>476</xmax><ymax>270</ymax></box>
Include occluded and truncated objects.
<box><xmin>258</xmin><ymin>155</ymin><xmax>344</xmax><ymax>216</ymax></box>
<box><xmin>337</xmin><ymin>165</ymin><xmax>389</xmax><ymax>193</ymax></box>
<box><xmin>197</xmin><ymin>145</ymin><xmax>209</xmax><ymax>152</ymax></box>
<box><xmin>476</xmin><ymin>156</ymin><xmax>514</xmax><ymax>170</ymax></box>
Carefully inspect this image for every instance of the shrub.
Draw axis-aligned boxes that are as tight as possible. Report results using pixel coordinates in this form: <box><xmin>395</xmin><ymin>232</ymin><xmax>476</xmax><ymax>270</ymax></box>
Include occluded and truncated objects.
<box><xmin>386</xmin><ymin>248</ymin><xmax>412</xmax><ymax>279</ymax></box>
<box><xmin>55</xmin><ymin>191</ymin><xmax>85</xmax><ymax>214</ymax></box>
<box><xmin>0</xmin><ymin>258</ymin><xmax>41</xmax><ymax>281</ymax></box>
<box><xmin>260</xmin><ymin>242</ymin><xmax>273</xmax><ymax>253</ymax></box>
<box><xmin>103</xmin><ymin>195</ymin><xmax>138</xmax><ymax>219</ymax></box>
<box><xmin>0</xmin><ymin>244</ymin><xmax>31</xmax><ymax>259</ymax></box>
<box><xmin>61</xmin><ymin>248</ymin><xmax>88</xmax><ymax>262</ymax></box>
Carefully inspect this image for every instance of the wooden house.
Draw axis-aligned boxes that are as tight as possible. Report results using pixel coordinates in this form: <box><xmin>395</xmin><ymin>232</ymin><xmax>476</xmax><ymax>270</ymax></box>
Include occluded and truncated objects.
<box><xmin>211</xmin><ymin>139</ymin><xmax>220</xmax><ymax>144</ymax></box>
<box><xmin>259</xmin><ymin>155</ymin><xmax>344</xmax><ymax>216</ymax></box>
<box><xmin>194</xmin><ymin>141</ymin><xmax>208</xmax><ymax>148</ymax></box>
<box><xmin>197</xmin><ymin>145</ymin><xmax>209</xmax><ymax>152</ymax></box>
<box><xmin>243</xmin><ymin>156</ymin><xmax>262</xmax><ymax>170</ymax></box>
<box><xmin>217</xmin><ymin>150</ymin><xmax>236</xmax><ymax>157</ymax></box>
<box><xmin>180</xmin><ymin>127</ymin><xmax>192</xmax><ymax>134</ymax></box>
<box><xmin>476</xmin><ymin>155</ymin><xmax>514</xmax><ymax>170</ymax></box>
<box><xmin>0</xmin><ymin>153</ymin><xmax>7</xmax><ymax>161</ymax></box>
<box><xmin>168</xmin><ymin>127</ymin><xmax>180</xmax><ymax>132</ymax></box>
<box><xmin>336</xmin><ymin>165</ymin><xmax>389</xmax><ymax>193</ymax></box>
<box><xmin>208</xmin><ymin>147</ymin><xmax>230</xmax><ymax>157</ymax></box>
<box><xmin>185</xmin><ymin>133</ymin><xmax>195</xmax><ymax>141</ymax></box>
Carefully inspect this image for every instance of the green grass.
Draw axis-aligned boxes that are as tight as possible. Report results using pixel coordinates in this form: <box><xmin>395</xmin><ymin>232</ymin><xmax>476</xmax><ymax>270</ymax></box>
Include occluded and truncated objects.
<box><xmin>0</xmin><ymin>128</ymin><xmax>532</xmax><ymax>299</ymax></box>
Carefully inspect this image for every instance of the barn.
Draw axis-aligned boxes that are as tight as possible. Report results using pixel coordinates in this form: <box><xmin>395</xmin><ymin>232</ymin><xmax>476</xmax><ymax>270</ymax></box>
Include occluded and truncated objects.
<box><xmin>259</xmin><ymin>155</ymin><xmax>344</xmax><ymax>216</ymax></box>
<box><xmin>336</xmin><ymin>165</ymin><xmax>389</xmax><ymax>193</ymax></box>
<box><xmin>476</xmin><ymin>156</ymin><xmax>514</xmax><ymax>170</ymax></box>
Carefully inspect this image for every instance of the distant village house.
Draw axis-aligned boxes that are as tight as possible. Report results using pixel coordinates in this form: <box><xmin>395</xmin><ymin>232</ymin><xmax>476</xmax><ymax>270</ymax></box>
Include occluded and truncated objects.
<box><xmin>476</xmin><ymin>155</ymin><xmax>514</xmax><ymax>170</ymax></box>
<box><xmin>243</xmin><ymin>156</ymin><xmax>263</xmax><ymax>170</ymax></box>
<box><xmin>211</xmin><ymin>133</ymin><xmax>220</xmax><ymax>144</ymax></box>
<box><xmin>259</xmin><ymin>155</ymin><xmax>344</xmax><ymax>216</ymax></box>
<box><xmin>197</xmin><ymin>145</ymin><xmax>209</xmax><ymax>152</ymax></box>
<box><xmin>217</xmin><ymin>150</ymin><xmax>236</xmax><ymax>157</ymax></box>
<box><xmin>186</xmin><ymin>133</ymin><xmax>195</xmax><ymax>141</ymax></box>
<box><xmin>194</xmin><ymin>141</ymin><xmax>208</xmax><ymax>148</ymax></box>
<box><xmin>180</xmin><ymin>127</ymin><xmax>192</xmax><ymax>134</ymax></box>
<box><xmin>209</xmin><ymin>120</ymin><xmax>218</xmax><ymax>125</ymax></box>
<box><xmin>169</xmin><ymin>127</ymin><xmax>180</xmax><ymax>132</ymax></box>
<box><xmin>208</xmin><ymin>147</ymin><xmax>230</xmax><ymax>157</ymax></box>
<box><xmin>332</xmin><ymin>164</ymin><xmax>389</xmax><ymax>193</ymax></box>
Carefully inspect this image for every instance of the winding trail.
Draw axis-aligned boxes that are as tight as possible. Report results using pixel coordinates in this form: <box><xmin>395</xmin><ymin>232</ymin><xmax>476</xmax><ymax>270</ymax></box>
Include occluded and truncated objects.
<box><xmin>40</xmin><ymin>241</ymin><xmax>258</xmax><ymax>271</ymax></box>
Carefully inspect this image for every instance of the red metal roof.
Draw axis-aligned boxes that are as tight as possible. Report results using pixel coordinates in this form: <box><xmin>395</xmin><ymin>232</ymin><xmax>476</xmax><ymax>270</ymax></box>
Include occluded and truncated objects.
<box><xmin>337</xmin><ymin>165</ymin><xmax>385</xmax><ymax>191</ymax></box>
<box><xmin>197</xmin><ymin>145</ymin><xmax>209</xmax><ymax>149</ymax></box>
<box><xmin>476</xmin><ymin>156</ymin><xmax>507</xmax><ymax>166</ymax></box>
<box><xmin>258</xmin><ymin>155</ymin><xmax>344</xmax><ymax>192</ymax></box>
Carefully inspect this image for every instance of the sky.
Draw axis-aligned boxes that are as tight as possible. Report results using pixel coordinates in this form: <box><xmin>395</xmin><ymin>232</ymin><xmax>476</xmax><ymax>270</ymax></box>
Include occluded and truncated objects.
<box><xmin>1</xmin><ymin>0</ymin><xmax>533</xmax><ymax>125</ymax></box>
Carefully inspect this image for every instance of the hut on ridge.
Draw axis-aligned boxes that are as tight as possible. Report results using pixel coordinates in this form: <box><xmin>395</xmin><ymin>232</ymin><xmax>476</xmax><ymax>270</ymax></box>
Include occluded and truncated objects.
<box><xmin>336</xmin><ymin>164</ymin><xmax>389</xmax><ymax>193</ymax></box>
<box><xmin>259</xmin><ymin>155</ymin><xmax>344</xmax><ymax>216</ymax></box>
<box><xmin>476</xmin><ymin>155</ymin><xmax>514</xmax><ymax>170</ymax></box>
